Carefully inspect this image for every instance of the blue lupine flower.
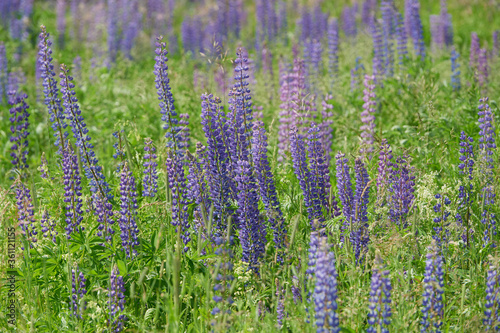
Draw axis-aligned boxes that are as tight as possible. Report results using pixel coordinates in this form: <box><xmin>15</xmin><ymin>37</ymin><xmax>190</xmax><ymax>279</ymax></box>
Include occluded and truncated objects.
<box><xmin>108</xmin><ymin>266</ymin><xmax>127</xmax><ymax>332</ymax></box>
<box><xmin>367</xmin><ymin>255</ymin><xmax>392</xmax><ymax>333</ymax></box>
<box><xmin>8</xmin><ymin>90</ymin><xmax>30</xmax><ymax>174</ymax></box>
<box><xmin>119</xmin><ymin>162</ymin><xmax>140</xmax><ymax>258</ymax></box>
<box><xmin>143</xmin><ymin>138</ymin><xmax>158</xmax><ymax>198</ymax></box>
<box><xmin>63</xmin><ymin>145</ymin><xmax>84</xmax><ymax>239</ymax></box>
<box><xmin>484</xmin><ymin>262</ymin><xmax>500</xmax><ymax>330</ymax></box>
<box><xmin>421</xmin><ymin>240</ymin><xmax>444</xmax><ymax>332</ymax></box>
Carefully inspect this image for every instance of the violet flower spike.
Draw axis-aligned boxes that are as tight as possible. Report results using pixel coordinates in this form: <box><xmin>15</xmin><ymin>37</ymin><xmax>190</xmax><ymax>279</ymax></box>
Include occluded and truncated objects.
<box><xmin>143</xmin><ymin>138</ymin><xmax>158</xmax><ymax>198</ymax></box>
<box><xmin>108</xmin><ymin>266</ymin><xmax>127</xmax><ymax>332</ymax></box>
<box><xmin>367</xmin><ymin>255</ymin><xmax>392</xmax><ymax>333</ymax></box>
<box><xmin>70</xmin><ymin>265</ymin><xmax>87</xmax><ymax>319</ymax></box>
<box><xmin>40</xmin><ymin>210</ymin><xmax>57</xmax><ymax>243</ymax></box>
<box><xmin>15</xmin><ymin>182</ymin><xmax>37</xmax><ymax>249</ymax></box>
<box><xmin>119</xmin><ymin>162</ymin><xmax>140</xmax><ymax>258</ymax></box>
<box><xmin>38</xmin><ymin>26</ymin><xmax>68</xmax><ymax>152</ymax></box>
<box><xmin>421</xmin><ymin>240</ymin><xmax>444</xmax><ymax>332</ymax></box>
<box><xmin>63</xmin><ymin>145</ymin><xmax>84</xmax><ymax>239</ymax></box>
<box><xmin>8</xmin><ymin>90</ymin><xmax>30</xmax><ymax>174</ymax></box>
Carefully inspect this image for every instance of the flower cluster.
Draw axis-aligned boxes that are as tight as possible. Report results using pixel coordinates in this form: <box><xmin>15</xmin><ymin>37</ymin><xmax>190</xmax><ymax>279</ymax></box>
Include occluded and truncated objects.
<box><xmin>456</xmin><ymin>132</ymin><xmax>474</xmax><ymax>246</ymax></box>
<box><xmin>484</xmin><ymin>261</ymin><xmax>500</xmax><ymax>331</ymax></box>
<box><xmin>41</xmin><ymin>210</ymin><xmax>57</xmax><ymax>243</ymax></box>
<box><xmin>421</xmin><ymin>240</ymin><xmax>444</xmax><ymax>332</ymax></box>
<box><xmin>388</xmin><ymin>154</ymin><xmax>415</xmax><ymax>229</ymax></box>
<box><xmin>15</xmin><ymin>182</ymin><xmax>37</xmax><ymax>248</ymax></box>
<box><xmin>166</xmin><ymin>152</ymin><xmax>190</xmax><ymax>252</ymax></box>
<box><xmin>112</xmin><ymin>130</ymin><xmax>126</xmax><ymax>171</ymax></box>
<box><xmin>313</xmin><ymin>237</ymin><xmax>340</xmax><ymax>332</ymax></box>
<box><xmin>70</xmin><ymin>265</ymin><xmax>87</xmax><ymax>319</ymax></box>
<box><xmin>119</xmin><ymin>163</ymin><xmax>140</xmax><ymax>259</ymax></box>
<box><xmin>8</xmin><ymin>90</ymin><xmax>30</xmax><ymax>173</ymax></box>
<box><xmin>212</xmin><ymin>236</ymin><xmax>234</xmax><ymax>317</ymax></box>
<box><xmin>432</xmin><ymin>194</ymin><xmax>451</xmax><ymax>250</ymax></box>
<box><xmin>377</xmin><ymin>139</ymin><xmax>393</xmax><ymax>197</ymax></box>
<box><xmin>327</xmin><ymin>18</ymin><xmax>339</xmax><ymax>87</ymax></box>
<box><xmin>154</xmin><ymin>36</ymin><xmax>181</xmax><ymax>154</ymax></box>
<box><xmin>352</xmin><ymin>158</ymin><xmax>370</xmax><ymax>265</ymax></box>
<box><xmin>0</xmin><ymin>42</ymin><xmax>6</xmax><ymax>104</ymax></box>
<box><xmin>451</xmin><ymin>48</ymin><xmax>461</xmax><ymax>91</ymax></box>
<box><xmin>367</xmin><ymin>255</ymin><xmax>392</xmax><ymax>333</ymax></box>
<box><xmin>235</xmin><ymin>159</ymin><xmax>266</xmax><ymax>271</ymax></box>
<box><xmin>350</xmin><ymin>57</ymin><xmax>365</xmax><ymax>91</ymax></box>
<box><xmin>108</xmin><ymin>266</ymin><xmax>127</xmax><ymax>332</ymax></box>
<box><xmin>335</xmin><ymin>152</ymin><xmax>354</xmax><ymax>239</ymax></box>
<box><xmin>63</xmin><ymin>145</ymin><xmax>84</xmax><ymax>239</ymax></box>
<box><xmin>38</xmin><ymin>25</ymin><xmax>68</xmax><ymax>152</ymax></box>
<box><xmin>360</xmin><ymin>75</ymin><xmax>376</xmax><ymax>158</ymax></box>
<box><xmin>143</xmin><ymin>138</ymin><xmax>158</xmax><ymax>198</ymax></box>
<box><xmin>396</xmin><ymin>13</ymin><xmax>408</xmax><ymax>66</ymax></box>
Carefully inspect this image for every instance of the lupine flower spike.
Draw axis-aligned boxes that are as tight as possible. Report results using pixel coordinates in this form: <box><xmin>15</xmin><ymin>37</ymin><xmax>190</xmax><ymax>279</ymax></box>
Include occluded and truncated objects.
<box><xmin>41</xmin><ymin>210</ymin><xmax>57</xmax><ymax>243</ymax></box>
<box><xmin>119</xmin><ymin>162</ymin><xmax>140</xmax><ymax>258</ymax></box>
<box><xmin>70</xmin><ymin>265</ymin><xmax>87</xmax><ymax>319</ymax></box>
<box><xmin>421</xmin><ymin>240</ymin><xmax>444</xmax><ymax>332</ymax></box>
<box><xmin>484</xmin><ymin>258</ymin><xmax>500</xmax><ymax>330</ymax></box>
<box><xmin>108</xmin><ymin>266</ymin><xmax>127</xmax><ymax>332</ymax></box>
<box><xmin>367</xmin><ymin>254</ymin><xmax>392</xmax><ymax>333</ymax></box>
<box><xmin>8</xmin><ymin>91</ymin><xmax>30</xmax><ymax>175</ymax></box>
<box><xmin>63</xmin><ymin>144</ymin><xmax>84</xmax><ymax>239</ymax></box>
<box><xmin>143</xmin><ymin>138</ymin><xmax>158</xmax><ymax>198</ymax></box>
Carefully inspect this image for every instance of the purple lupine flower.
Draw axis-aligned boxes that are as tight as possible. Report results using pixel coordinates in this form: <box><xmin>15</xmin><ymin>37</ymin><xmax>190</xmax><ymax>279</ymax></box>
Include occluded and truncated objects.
<box><xmin>410</xmin><ymin>0</ymin><xmax>425</xmax><ymax>61</ymax></box>
<box><xmin>381</xmin><ymin>0</ymin><xmax>394</xmax><ymax>78</ymax></box>
<box><xmin>119</xmin><ymin>163</ymin><xmax>140</xmax><ymax>258</ymax></box>
<box><xmin>478</xmin><ymin>48</ymin><xmax>488</xmax><ymax>90</ymax></box>
<box><xmin>179</xmin><ymin>113</ymin><xmax>190</xmax><ymax>151</ymax></box>
<box><xmin>290</xmin><ymin>126</ymin><xmax>324</xmax><ymax>226</ymax></box>
<box><xmin>186</xmin><ymin>144</ymin><xmax>211</xmax><ymax>240</ymax></box>
<box><xmin>432</xmin><ymin>193</ymin><xmax>451</xmax><ymax>250</ymax></box>
<box><xmin>429</xmin><ymin>15</ymin><xmax>442</xmax><ymax>51</ymax></box>
<box><xmin>307</xmin><ymin>123</ymin><xmax>334</xmax><ymax>219</ymax></box>
<box><xmin>59</xmin><ymin>64</ymin><xmax>113</xmax><ymax>199</ymax></box>
<box><xmin>336</xmin><ymin>152</ymin><xmax>355</xmax><ymax>227</ymax></box>
<box><xmin>8</xmin><ymin>90</ymin><xmax>30</xmax><ymax>173</ymax></box>
<box><xmin>367</xmin><ymin>255</ymin><xmax>392</xmax><ymax>333</ymax></box>
<box><xmin>494</xmin><ymin>30</ymin><xmax>500</xmax><ymax>57</ymax></box>
<box><xmin>372</xmin><ymin>23</ymin><xmax>385</xmax><ymax>84</ymax></box>
<box><xmin>396</xmin><ymin>13</ymin><xmax>408</xmax><ymax>66</ymax></box>
<box><xmin>40</xmin><ymin>210</ymin><xmax>57</xmax><ymax>243</ymax></box>
<box><xmin>484</xmin><ymin>262</ymin><xmax>500</xmax><ymax>330</ymax></box>
<box><xmin>342</xmin><ymin>5</ymin><xmax>357</xmax><ymax>38</ymax></box>
<box><xmin>352</xmin><ymin>158</ymin><xmax>370</xmax><ymax>265</ymax></box>
<box><xmin>166</xmin><ymin>152</ymin><xmax>191</xmax><ymax>252</ymax></box>
<box><xmin>143</xmin><ymin>138</ymin><xmax>158</xmax><ymax>198</ymax></box>
<box><xmin>377</xmin><ymin>139</ymin><xmax>393</xmax><ymax>196</ymax></box>
<box><xmin>38</xmin><ymin>26</ymin><xmax>68</xmax><ymax>153</ymax></box>
<box><xmin>421</xmin><ymin>240</ymin><xmax>444</xmax><ymax>332</ymax></box>
<box><xmin>276</xmin><ymin>279</ymin><xmax>285</xmax><ymax>327</ymax></box>
<box><xmin>154</xmin><ymin>36</ymin><xmax>181</xmax><ymax>155</ymax></box>
<box><xmin>313</xmin><ymin>237</ymin><xmax>340</xmax><ymax>332</ymax></box>
<box><xmin>252</xmin><ymin>122</ymin><xmax>287</xmax><ymax>261</ymax></box>
<box><xmin>227</xmin><ymin>47</ymin><xmax>253</xmax><ymax>163</ymax></box>
<box><xmin>0</xmin><ymin>42</ymin><xmax>7</xmax><ymax>104</ymax></box>
<box><xmin>456</xmin><ymin>132</ymin><xmax>474</xmax><ymax>246</ymax></box>
<box><xmin>440</xmin><ymin>0</ymin><xmax>453</xmax><ymax>47</ymax></box>
<box><xmin>235</xmin><ymin>159</ymin><xmax>266</xmax><ymax>271</ymax></box>
<box><xmin>278</xmin><ymin>57</ymin><xmax>309</xmax><ymax>159</ymax></box>
<box><xmin>70</xmin><ymin>265</ymin><xmax>87</xmax><ymax>319</ymax></box>
<box><xmin>350</xmin><ymin>57</ymin><xmax>365</xmax><ymax>91</ymax></box>
<box><xmin>7</xmin><ymin>69</ymin><xmax>26</xmax><ymax>96</ymax></box>
<box><xmin>360</xmin><ymin>75</ymin><xmax>376</xmax><ymax>158</ymax></box>
<box><xmin>388</xmin><ymin>154</ymin><xmax>415</xmax><ymax>229</ymax></box>
<box><xmin>120</xmin><ymin>1</ymin><xmax>141</xmax><ymax>60</ymax></box>
<box><xmin>108</xmin><ymin>266</ymin><xmax>127</xmax><ymax>332</ymax></box>
<box><xmin>478</xmin><ymin>97</ymin><xmax>496</xmax><ymax>247</ymax></box>
<box><xmin>200</xmin><ymin>93</ymin><xmax>234</xmax><ymax>234</ymax></box>
<box><xmin>63</xmin><ymin>145</ymin><xmax>84</xmax><ymax>239</ymax></box>
<box><xmin>212</xmin><ymin>235</ymin><xmax>234</xmax><ymax>317</ymax></box>
<box><xmin>15</xmin><ymin>182</ymin><xmax>37</xmax><ymax>248</ymax></box>
<box><xmin>469</xmin><ymin>32</ymin><xmax>480</xmax><ymax>70</ymax></box>
<box><xmin>327</xmin><ymin>18</ymin><xmax>339</xmax><ymax>88</ymax></box>
<box><xmin>39</xmin><ymin>153</ymin><xmax>49</xmax><ymax>179</ymax></box>
<box><xmin>361</xmin><ymin>0</ymin><xmax>376</xmax><ymax>28</ymax></box>
<box><xmin>310</xmin><ymin>39</ymin><xmax>322</xmax><ymax>87</ymax></box>
<box><xmin>451</xmin><ymin>48</ymin><xmax>461</xmax><ymax>91</ymax></box>
<box><xmin>56</xmin><ymin>0</ymin><xmax>66</xmax><ymax>48</ymax></box>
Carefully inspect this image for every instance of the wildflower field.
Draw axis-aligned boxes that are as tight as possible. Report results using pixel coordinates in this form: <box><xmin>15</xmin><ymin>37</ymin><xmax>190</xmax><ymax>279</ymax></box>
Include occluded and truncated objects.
<box><xmin>1</xmin><ymin>0</ymin><xmax>500</xmax><ymax>331</ymax></box>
